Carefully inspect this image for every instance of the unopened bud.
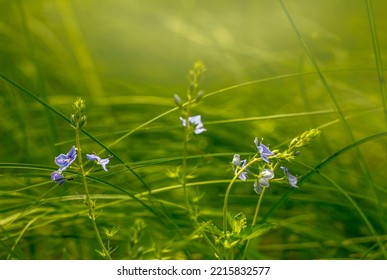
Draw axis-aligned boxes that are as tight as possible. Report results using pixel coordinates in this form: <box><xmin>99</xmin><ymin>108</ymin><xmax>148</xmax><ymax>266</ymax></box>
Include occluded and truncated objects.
<box><xmin>232</xmin><ymin>154</ymin><xmax>241</xmax><ymax>166</ymax></box>
<box><xmin>174</xmin><ymin>94</ymin><xmax>182</xmax><ymax>107</ymax></box>
<box><xmin>289</xmin><ymin>137</ymin><xmax>299</xmax><ymax>148</ymax></box>
<box><xmin>79</xmin><ymin>115</ymin><xmax>87</xmax><ymax>129</ymax></box>
<box><xmin>71</xmin><ymin>114</ymin><xmax>77</xmax><ymax>126</ymax></box>
<box><xmin>195</xmin><ymin>90</ymin><xmax>203</xmax><ymax>103</ymax></box>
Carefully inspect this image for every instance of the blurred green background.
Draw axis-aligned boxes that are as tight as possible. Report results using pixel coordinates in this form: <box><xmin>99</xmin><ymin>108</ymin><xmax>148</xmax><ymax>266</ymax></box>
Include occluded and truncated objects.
<box><xmin>1</xmin><ymin>0</ymin><xmax>386</xmax><ymax>259</ymax></box>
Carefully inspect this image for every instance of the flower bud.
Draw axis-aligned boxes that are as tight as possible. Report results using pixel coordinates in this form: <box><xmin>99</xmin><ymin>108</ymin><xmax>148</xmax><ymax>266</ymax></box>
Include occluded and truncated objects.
<box><xmin>289</xmin><ymin>137</ymin><xmax>299</xmax><ymax>148</ymax></box>
<box><xmin>79</xmin><ymin>115</ymin><xmax>87</xmax><ymax>129</ymax></box>
<box><xmin>232</xmin><ymin>154</ymin><xmax>241</xmax><ymax>166</ymax></box>
<box><xmin>71</xmin><ymin>114</ymin><xmax>77</xmax><ymax>126</ymax></box>
<box><xmin>195</xmin><ymin>90</ymin><xmax>203</xmax><ymax>103</ymax></box>
<box><xmin>174</xmin><ymin>94</ymin><xmax>182</xmax><ymax>107</ymax></box>
<box><xmin>189</xmin><ymin>81</ymin><xmax>195</xmax><ymax>93</ymax></box>
<box><xmin>71</xmin><ymin>98</ymin><xmax>87</xmax><ymax>129</ymax></box>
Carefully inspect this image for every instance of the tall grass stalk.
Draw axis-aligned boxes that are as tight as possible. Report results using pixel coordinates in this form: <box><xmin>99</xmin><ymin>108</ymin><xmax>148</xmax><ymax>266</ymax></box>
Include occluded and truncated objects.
<box><xmin>365</xmin><ymin>0</ymin><xmax>387</xmax><ymax>128</ymax></box>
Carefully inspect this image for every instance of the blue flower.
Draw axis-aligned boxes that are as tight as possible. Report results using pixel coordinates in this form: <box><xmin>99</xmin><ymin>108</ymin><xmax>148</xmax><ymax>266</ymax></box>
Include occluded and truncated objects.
<box><xmin>254</xmin><ymin>138</ymin><xmax>273</xmax><ymax>163</ymax></box>
<box><xmin>51</xmin><ymin>171</ymin><xmax>65</xmax><ymax>185</ymax></box>
<box><xmin>280</xmin><ymin>166</ymin><xmax>298</xmax><ymax>188</ymax></box>
<box><xmin>232</xmin><ymin>154</ymin><xmax>248</xmax><ymax>181</ymax></box>
<box><xmin>180</xmin><ymin>115</ymin><xmax>206</xmax><ymax>134</ymax></box>
<box><xmin>55</xmin><ymin>146</ymin><xmax>77</xmax><ymax>171</ymax></box>
<box><xmin>87</xmin><ymin>153</ymin><xmax>111</xmax><ymax>172</ymax></box>
<box><xmin>254</xmin><ymin>168</ymin><xmax>274</xmax><ymax>194</ymax></box>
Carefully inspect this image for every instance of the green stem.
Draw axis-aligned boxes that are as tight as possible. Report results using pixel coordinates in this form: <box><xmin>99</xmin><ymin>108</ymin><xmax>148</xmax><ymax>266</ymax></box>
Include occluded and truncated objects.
<box><xmin>223</xmin><ymin>158</ymin><xmax>259</xmax><ymax>234</ymax></box>
<box><xmin>75</xmin><ymin>128</ymin><xmax>111</xmax><ymax>260</ymax></box>
<box><xmin>251</xmin><ymin>161</ymin><xmax>280</xmax><ymax>227</ymax></box>
<box><xmin>241</xmin><ymin>187</ymin><xmax>267</xmax><ymax>259</ymax></box>
<box><xmin>252</xmin><ymin>187</ymin><xmax>267</xmax><ymax>227</ymax></box>
<box><xmin>182</xmin><ymin>99</ymin><xmax>193</xmax><ymax>217</ymax></box>
<box><xmin>242</xmin><ymin>162</ymin><xmax>280</xmax><ymax>258</ymax></box>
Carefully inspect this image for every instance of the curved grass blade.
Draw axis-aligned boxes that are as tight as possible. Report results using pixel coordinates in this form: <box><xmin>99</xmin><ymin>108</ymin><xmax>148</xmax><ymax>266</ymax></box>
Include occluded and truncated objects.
<box><xmin>365</xmin><ymin>0</ymin><xmax>387</xmax><ymax>128</ymax></box>
<box><xmin>0</xmin><ymin>233</ymin><xmax>23</xmax><ymax>260</ymax></box>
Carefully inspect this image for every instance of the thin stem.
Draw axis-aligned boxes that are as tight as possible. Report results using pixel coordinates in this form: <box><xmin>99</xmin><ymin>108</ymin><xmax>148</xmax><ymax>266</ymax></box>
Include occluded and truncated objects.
<box><xmin>365</xmin><ymin>0</ymin><xmax>387</xmax><ymax>129</ymax></box>
<box><xmin>75</xmin><ymin>128</ymin><xmax>111</xmax><ymax>260</ymax></box>
<box><xmin>222</xmin><ymin>175</ymin><xmax>238</xmax><ymax>233</ymax></box>
<box><xmin>252</xmin><ymin>187</ymin><xmax>267</xmax><ymax>227</ymax></box>
<box><xmin>182</xmin><ymin>98</ymin><xmax>193</xmax><ymax>217</ymax></box>
<box><xmin>252</xmin><ymin>162</ymin><xmax>280</xmax><ymax>227</ymax></box>
<box><xmin>242</xmin><ymin>161</ymin><xmax>280</xmax><ymax>259</ymax></box>
<box><xmin>241</xmin><ymin>187</ymin><xmax>267</xmax><ymax>259</ymax></box>
<box><xmin>223</xmin><ymin>157</ymin><xmax>260</xmax><ymax>234</ymax></box>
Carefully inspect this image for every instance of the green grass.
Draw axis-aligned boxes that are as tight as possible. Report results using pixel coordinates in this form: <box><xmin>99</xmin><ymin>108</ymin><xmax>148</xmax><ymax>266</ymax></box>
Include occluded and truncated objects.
<box><xmin>1</xmin><ymin>0</ymin><xmax>387</xmax><ymax>260</ymax></box>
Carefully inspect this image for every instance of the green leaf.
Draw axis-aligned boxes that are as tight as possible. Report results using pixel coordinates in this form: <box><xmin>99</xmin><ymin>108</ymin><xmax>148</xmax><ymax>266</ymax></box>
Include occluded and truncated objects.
<box><xmin>240</xmin><ymin>223</ymin><xmax>275</xmax><ymax>241</ymax></box>
<box><xmin>199</xmin><ymin>221</ymin><xmax>223</xmax><ymax>236</ymax></box>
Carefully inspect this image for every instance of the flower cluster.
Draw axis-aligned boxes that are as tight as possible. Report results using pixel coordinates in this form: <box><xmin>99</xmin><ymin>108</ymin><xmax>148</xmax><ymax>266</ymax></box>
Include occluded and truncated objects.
<box><xmin>51</xmin><ymin>146</ymin><xmax>111</xmax><ymax>185</ymax></box>
<box><xmin>51</xmin><ymin>146</ymin><xmax>77</xmax><ymax>185</ymax></box>
<box><xmin>232</xmin><ymin>137</ymin><xmax>299</xmax><ymax>195</ymax></box>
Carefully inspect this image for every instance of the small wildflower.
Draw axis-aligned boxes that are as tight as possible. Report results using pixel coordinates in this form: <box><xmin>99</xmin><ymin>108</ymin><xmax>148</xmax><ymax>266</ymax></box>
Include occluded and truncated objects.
<box><xmin>232</xmin><ymin>154</ymin><xmax>248</xmax><ymax>181</ymax></box>
<box><xmin>261</xmin><ymin>168</ymin><xmax>275</xmax><ymax>179</ymax></box>
<box><xmin>180</xmin><ymin>115</ymin><xmax>206</xmax><ymax>134</ymax></box>
<box><xmin>254</xmin><ymin>137</ymin><xmax>273</xmax><ymax>163</ymax></box>
<box><xmin>55</xmin><ymin>146</ymin><xmax>77</xmax><ymax>171</ymax></box>
<box><xmin>87</xmin><ymin>153</ymin><xmax>111</xmax><ymax>172</ymax></box>
<box><xmin>51</xmin><ymin>171</ymin><xmax>65</xmax><ymax>185</ymax></box>
<box><xmin>254</xmin><ymin>168</ymin><xmax>274</xmax><ymax>194</ymax></box>
<box><xmin>280</xmin><ymin>166</ymin><xmax>298</xmax><ymax>188</ymax></box>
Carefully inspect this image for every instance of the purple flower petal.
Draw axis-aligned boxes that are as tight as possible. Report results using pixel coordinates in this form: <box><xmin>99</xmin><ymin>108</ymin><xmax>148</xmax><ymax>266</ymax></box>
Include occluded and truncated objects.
<box><xmin>280</xmin><ymin>166</ymin><xmax>298</xmax><ymax>188</ymax></box>
<box><xmin>254</xmin><ymin>138</ymin><xmax>273</xmax><ymax>163</ymax></box>
<box><xmin>87</xmin><ymin>153</ymin><xmax>110</xmax><ymax>172</ymax></box>
<box><xmin>232</xmin><ymin>155</ymin><xmax>248</xmax><ymax>181</ymax></box>
<box><xmin>55</xmin><ymin>146</ymin><xmax>77</xmax><ymax>171</ymax></box>
<box><xmin>87</xmin><ymin>153</ymin><xmax>100</xmax><ymax>161</ymax></box>
<box><xmin>51</xmin><ymin>171</ymin><xmax>65</xmax><ymax>185</ymax></box>
<box><xmin>99</xmin><ymin>158</ymin><xmax>110</xmax><ymax>172</ymax></box>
